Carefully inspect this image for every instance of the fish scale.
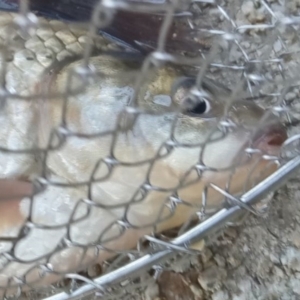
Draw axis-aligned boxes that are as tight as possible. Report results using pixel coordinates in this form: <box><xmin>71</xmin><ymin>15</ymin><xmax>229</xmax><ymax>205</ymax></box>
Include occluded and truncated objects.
<box><xmin>0</xmin><ymin>12</ymin><xmax>123</xmax><ymax>96</ymax></box>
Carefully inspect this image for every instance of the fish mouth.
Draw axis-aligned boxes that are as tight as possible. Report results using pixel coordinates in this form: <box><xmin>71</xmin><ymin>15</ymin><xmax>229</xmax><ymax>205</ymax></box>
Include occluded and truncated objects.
<box><xmin>251</xmin><ymin>123</ymin><xmax>288</xmax><ymax>155</ymax></box>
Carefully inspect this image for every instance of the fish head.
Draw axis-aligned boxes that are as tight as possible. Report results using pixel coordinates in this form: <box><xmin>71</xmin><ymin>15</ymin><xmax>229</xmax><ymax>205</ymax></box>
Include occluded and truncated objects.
<box><xmin>156</xmin><ymin>75</ymin><xmax>288</xmax><ymax>212</ymax></box>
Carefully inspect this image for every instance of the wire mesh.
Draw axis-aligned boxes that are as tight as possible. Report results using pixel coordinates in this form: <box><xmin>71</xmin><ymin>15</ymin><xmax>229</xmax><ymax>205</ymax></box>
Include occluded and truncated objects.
<box><xmin>0</xmin><ymin>0</ymin><xmax>299</xmax><ymax>299</ymax></box>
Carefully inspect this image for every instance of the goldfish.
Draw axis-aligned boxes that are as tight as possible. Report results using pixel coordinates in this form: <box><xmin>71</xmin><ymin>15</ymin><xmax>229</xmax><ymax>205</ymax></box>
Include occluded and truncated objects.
<box><xmin>0</xmin><ymin>9</ymin><xmax>287</xmax><ymax>297</ymax></box>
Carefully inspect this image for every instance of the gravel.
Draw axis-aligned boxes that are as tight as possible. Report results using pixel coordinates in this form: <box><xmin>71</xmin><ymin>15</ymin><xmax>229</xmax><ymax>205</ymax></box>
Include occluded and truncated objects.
<box><xmin>148</xmin><ymin>174</ymin><xmax>300</xmax><ymax>300</ymax></box>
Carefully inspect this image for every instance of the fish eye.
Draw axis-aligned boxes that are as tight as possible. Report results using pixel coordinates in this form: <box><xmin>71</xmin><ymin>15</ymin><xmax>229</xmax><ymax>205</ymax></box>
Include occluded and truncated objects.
<box><xmin>183</xmin><ymin>96</ymin><xmax>211</xmax><ymax>116</ymax></box>
<box><xmin>171</xmin><ymin>77</ymin><xmax>213</xmax><ymax>117</ymax></box>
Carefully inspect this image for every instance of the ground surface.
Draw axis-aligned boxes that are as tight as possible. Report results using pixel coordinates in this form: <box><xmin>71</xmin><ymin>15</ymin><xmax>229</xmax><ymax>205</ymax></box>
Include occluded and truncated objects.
<box><xmin>149</xmin><ymin>174</ymin><xmax>300</xmax><ymax>300</ymax></box>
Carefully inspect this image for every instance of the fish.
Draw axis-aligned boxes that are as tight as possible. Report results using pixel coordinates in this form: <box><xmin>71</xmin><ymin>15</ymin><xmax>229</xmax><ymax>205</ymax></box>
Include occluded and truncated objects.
<box><xmin>0</xmin><ymin>8</ymin><xmax>287</xmax><ymax>297</ymax></box>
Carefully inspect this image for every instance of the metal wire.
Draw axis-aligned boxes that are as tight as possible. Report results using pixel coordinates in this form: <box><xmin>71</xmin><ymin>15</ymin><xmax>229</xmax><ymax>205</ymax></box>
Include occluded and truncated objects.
<box><xmin>43</xmin><ymin>155</ymin><xmax>300</xmax><ymax>300</ymax></box>
<box><xmin>0</xmin><ymin>0</ymin><xmax>299</xmax><ymax>299</ymax></box>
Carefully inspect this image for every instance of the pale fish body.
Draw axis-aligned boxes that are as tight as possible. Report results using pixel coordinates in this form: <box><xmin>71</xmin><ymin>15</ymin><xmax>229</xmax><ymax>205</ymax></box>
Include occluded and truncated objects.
<box><xmin>0</xmin><ymin>11</ymin><xmax>287</xmax><ymax>295</ymax></box>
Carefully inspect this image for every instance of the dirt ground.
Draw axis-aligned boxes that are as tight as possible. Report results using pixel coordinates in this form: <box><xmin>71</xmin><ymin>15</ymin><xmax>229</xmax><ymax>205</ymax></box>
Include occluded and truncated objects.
<box><xmin>149</xmin><ymin>172</ymin><xmax>300</xmax><ymax>300</ymax></box>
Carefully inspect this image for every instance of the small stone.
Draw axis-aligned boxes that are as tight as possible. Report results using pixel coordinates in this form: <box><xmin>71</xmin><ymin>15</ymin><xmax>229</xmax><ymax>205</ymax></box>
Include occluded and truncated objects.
<box><xmin>87</xmin><ymin>264</ymin><xmax>102</xmax><ymax>278</ymax></box>
<box><xmin>285</xmin><ymin>92</ymin><xmax>296</xmax><ymax>102</ymax></box>
<box><xmin>200</xmin><ymin>248</ymin><xmax>213</xmax><ymax>264</ymax></box>
<box><xmin>291</xmin><ymin>232</ymin><xmax>300</xmax><ymax>248</ymax></box>
<box><xmin>269</xmin><ymin>253</ymin><xmax>280</xmax><ymax>264</ymax></box>
<box><xmin>189</xmin><ymin>284</ymin><xmax>203</xmax><ymax>299</ymax></box>
<box><xmin>273</xmin><ymin>266</ymin><xmax>285</xmax><ymax>278</ymax></box>
<box><xmin>273</xmin><ymin>40</ymin><xmax>282</xmax><ymax>52</ymax></box>
<box><xmin>281</xmin><ymin>247</ymin><xmax>300</xmax><ymax>272</ymax></box>
<box><xmin>198</xmin><ymin>266</ymin><xmax>227</xmax><ymax>291</ymax></box>
<box><xmin>190</xmin><ymin>256</ymin><xmax>202</xmax><ymax>269</ymax></box>
<box><xmin>190</xmin><ymin>240</ymin><xmax>205</xmax><ymax>251</ymax></box>
<box><xmin>232</xmin><ymin>294</ymin><xmax>248</xmax><ymax>300</ymax></box>
<box><xmin>241</xmin><ymin>1</ymin><xmax>255</xmax><ymax>16</ymax></box>
<box><xmin>243</xmin><ymin>244</ymin><xmax>250</xmax><ymax>253</ymax></box>
<box><xmin>212</xmin><ymin>290</ymin><xmax>229</xmax><ymax>300</ymax></box>
<box><xmin>185</xmin><ymin>270</ymin><xmax>200</xmax><ymax>285</ymax></box>
<box><xmin>145</xmin><ymin>282</ymin><xmax>159</xmax><ymax>300</ymax></box>
<box><xmin>290</xmin><ymin>278</ymin><xmax>300</xmax><ymax>295</ymax></box>
<box><xmin>224</xmin><ymin>228</ymin><xmax>238</xmax><ymax>239</ymax></box>
<box><xmin>241</xmin><ymin>0</ymin><xmax>267</xmax><ymax>23</ymax></box>
<box><xmin>170</xmin><ymin>256</ymin><xmax>193</xmax><ymax>273</ymax></box>
<box><xmin>157</xmin><ymin>271</ymin><xmax>195</xmax><ymax>300</ymax></box>
<box><xmin>203</xmin><ymin>259</ymin><xmax>216</xmax><ymax>269</ymax></box>
<box><xmin>255</xmin><ymin>259</ymin><xmax>272</xmax><ymax>279</ymax></box>
<box><xmin>224</xmin><ymin>280</ymin><xmax>239</xmax><ymax>295</ymax></box>
<box><xmin>237</xmin><ymin>277</ymin><xmax>252</xmax><ymax>293</ymax></box>
<box><xmin>227</xmin><ymin>255</ymin><xmax>241</xmax><ymax>268</ymax></box>
<box><xmin>242</xmin><ymin>41</ymin><xmax>250</xmax><ymax>49</ymax></box>
<box><xmin>214</xmin><ymin>254</ymin><xmax>226</xmax><ymax>267</ymax></box>
<box><xmin>236</xmin><ymin>266</ymin><xmax>247</xmax><ymax>277</ymax></box>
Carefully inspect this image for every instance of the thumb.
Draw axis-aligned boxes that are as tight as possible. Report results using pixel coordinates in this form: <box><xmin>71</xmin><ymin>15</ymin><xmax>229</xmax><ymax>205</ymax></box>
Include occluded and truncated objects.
<box><xmin>0</xmin><ymin>179</ymin><xmax>34</xmax><ymax>201</ymax></box>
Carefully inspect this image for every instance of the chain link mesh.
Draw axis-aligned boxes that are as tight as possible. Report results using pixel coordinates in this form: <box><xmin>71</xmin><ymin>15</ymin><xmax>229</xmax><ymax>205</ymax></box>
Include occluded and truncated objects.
<box><xmin>0</xmin><ymin>0</ymin><xmax>299</xmax><ymax>299</ymax></box>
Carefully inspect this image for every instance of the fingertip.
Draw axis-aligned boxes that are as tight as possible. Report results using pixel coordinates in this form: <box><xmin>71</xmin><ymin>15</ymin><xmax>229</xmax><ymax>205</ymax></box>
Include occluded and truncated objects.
<box><xmin>0</xmin><ymin>178</ymin><xmax>34</xmax><ymax>201</ymax></box>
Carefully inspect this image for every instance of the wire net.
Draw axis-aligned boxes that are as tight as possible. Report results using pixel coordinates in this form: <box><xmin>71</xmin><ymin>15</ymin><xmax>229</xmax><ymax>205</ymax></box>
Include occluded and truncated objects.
<box><xmin>0</xmin><ymin>0</ymin><xmax>299</xmax><ymax>299</ymax></box>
